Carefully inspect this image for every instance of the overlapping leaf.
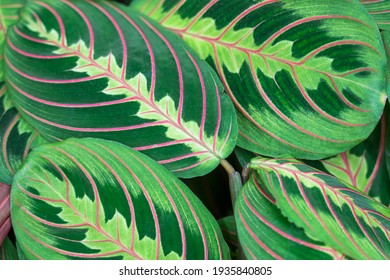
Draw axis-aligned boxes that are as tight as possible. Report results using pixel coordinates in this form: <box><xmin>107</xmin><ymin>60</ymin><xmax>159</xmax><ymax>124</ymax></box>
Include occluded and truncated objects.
<box><xmin>0</xmin><ymin>83</ymin><xmax>48</xmax><ymax>184</ymax></box>
<box><xmin>4</xmin><ymin>0</ymin><xmax>237</xmax><ymax>178</ymax></box>
<box><xmin>218</xmin><ymin>216</ymin><xmax>241</xmax><ymax>259</ymax></box>
<box><xmin>0</xmin><ymin>183</ymin><xmax>11</xmax><ymax>245</ymax></box>
<box><xmin>250</xmin><ymin>157</ymin><xmax>390</xmax><ymax>259</ymax></box>
<box><xmin>0</xmin><ymin>0</ymin><xmax>26</xmax><ymax>81</ymax></box>
<box><xmin>361</xmin><ymin>0</ymin><xmax>390</xmax><ymax>31</ymax></box>
<box><xmin>0</xmin><ymin>236</ymin><xmax>18</xmax><ymax>260</ymax></box>
<box><xmin>131</xmin><ymin>0</ymin><xmax>387</xmax><ymax>159</ymax></box>
<box><xmin>305</xmin><ymin>115</ymin><xmax>390</xmax><ymax>206</ymax></box>
<box><xmin>235</xmin><ymin>171</ymin><xmax>344</xmax><ymax>259</ymax></box>
<box><xmin>11</xmin><ymin>137</ymin><xmax>230</xmax><ymax>260</ymax></box>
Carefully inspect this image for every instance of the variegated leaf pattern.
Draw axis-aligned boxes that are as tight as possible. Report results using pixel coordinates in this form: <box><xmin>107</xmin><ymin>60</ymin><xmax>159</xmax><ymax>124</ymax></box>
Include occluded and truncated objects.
<box><xmin>11</xmin><ymin>138</ymin><xmax>230</xmax><ymax>260</ymax></box>
<box><xmin>235</xmin><ymin>171</ymin><xmax>344</xmax><ymax>259</ymax></box>
<box><xmin>0</xmin><ymin>236</ymin><xmax>18</xmax><ymax>260</ymax></box>
<box><xmin>249</xmin><ymin>157</ymin><xmax>390</xmax><ymax>259</ymax></box>
<box><xmin>361</xmin><ymin>0</ymin><xmax>390</xmax><ymax>31</ymax></box>
<box><xmin>0</xmin><ymin>0</ymin><xmax>26</xmax><ymax>81</ymax></box>
<box><xmin>131</xmin><ymin>0</ymin><xmax>387</xmax><ymax>159</ymax></box>
<box><xmin>305</xmin><ymin>115</ymin><xmax>390</xmax><ymax>206</ymax></box>
<box><xmin>0</xmin><ymin>183</ymin><xmax>11</xmax><ymax>245</ymax></box>
<box><xmin>4</xmin><ymin>0</ymin><xmax>237</xmax><ymax>178</ymax></box>
<box><xmin>383</xmin><ymin>31</ymin><xmax>390</xmax><ymax>97</ymax></box>
<box><xmin>0</xmin><ymin>83</ymin><xmax>48</xmax><ymax>184</ymax></box>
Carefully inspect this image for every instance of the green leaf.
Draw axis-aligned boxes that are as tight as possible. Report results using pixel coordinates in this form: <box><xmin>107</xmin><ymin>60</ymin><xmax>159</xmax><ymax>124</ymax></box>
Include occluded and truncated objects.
<box><xmin>0</xmin><ymin>236</ymin><xmax>18</xmax><ymax>260</ymax></box>
<box><xmin>0</xmin><ymin>83</ymin><xmax>48</xmax><ymax>184</ymax></box>
<box><xmin>218</xmin><ymin>216</ymin><xmax>241</xmax><ymax>259</ymax></box>
<box><xmin>305</xmin><ymin>115</ymin><xmax>390</xmax><ymax>206</ymax></box>
<box><xmin>360</xmin><ymin>0</ymin><xmax>390</xmax><ymax>31</ymax></box>
<box><xmin>249</xmin><ymin>157</ymin><xmax>390</xmax><ymax>259</ymax></box>
<box><xmin>11</xmin><ymin>137</ymin><xmax>230</xmax><ymax>260</ymax></box>
<box><xmin>0</xmin><ymin>0</ymin><xmax>26</xmax><ymax>82</ymax></box>
<box><xmin>382</xmin><ymin>31</ymin><xmax>390</xmax><ymax>97</ymax></box>
<box><xmin>131</xmin><ymin>0</ymin><xmax>386</xmax><ymax>159</ymax></box>
<box><xmin>235</xmin><ymin>171</ymin><xmax>344</xmax><ymax>259</ymax></box>
<box><xmin>5</xmin><ymin>0</ymin><xmax>237</xmax><ymax>178</ymax></box>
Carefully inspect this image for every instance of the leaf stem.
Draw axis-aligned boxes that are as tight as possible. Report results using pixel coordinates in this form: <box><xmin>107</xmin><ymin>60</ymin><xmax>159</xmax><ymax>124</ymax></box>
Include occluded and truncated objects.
<box><xmin>220</xmin><ymin>159</ymin><xmax>242</xmax><ymax>206</ymax></box>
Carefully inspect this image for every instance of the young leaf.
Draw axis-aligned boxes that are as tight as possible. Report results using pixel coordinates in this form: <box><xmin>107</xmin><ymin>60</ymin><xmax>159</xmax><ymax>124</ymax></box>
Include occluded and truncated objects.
<box><xmin>249</xmin><ymin>157</ymin><xmax>390</xmax><ymax>259</ymax></box>
<box><xmin>360</xmin><ymin>0</ymin><xmax>390</xmax><ymax>31</ymax></box>
<box><xmin>131</xmin><ymin>0</ymin><xmax>386</xmax><ymax>159</ymax></box>
<box><xmin>11</xmin><ymin>137</ymin><xmax>230</xmax><ymax>260</ymax></box>
<box><xmin>0</xmin><ymin>183</ymin><xmax>11</xmax><ymax>245</ymax></box>
<box><xmin>235</xmin><ymin>171</ymin><xmax>344</xmax><ymax>260</ymax></box>
<box><xmin>0</xmin><ymin>83</ymin><xmax>48</xmax><ymax>184</ymax></box>
<box><xmin>4</xmin><ymin>0</ymin><xmax>237</xmax><ymax>178</ymax></box>
<box><xmin>0</xmin><ymin>0</ymin><xmax>26</xmax><ymax>81</ymax></box>
<box><xmin>305</xmin><ymin>115</ymin><xmax>390</xmax><ymax>206</ymax></box>
<box><xmin>0</xmin><ymin>236</ymin><xmax>18</xmax><ymax>260</ymax></box>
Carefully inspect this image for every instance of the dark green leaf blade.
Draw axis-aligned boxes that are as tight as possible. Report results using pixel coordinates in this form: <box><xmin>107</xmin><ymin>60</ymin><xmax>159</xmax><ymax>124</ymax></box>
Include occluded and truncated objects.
<box><xmin>11</xmin><ymin>138</ymin><xmax>230</xmax><ymax>260</ymax></box>
<box><xmin>250</xmin><ymin>157</ymin><xmax>390</xmax><ymax>260</ymax></box>
<box><xmin>0</xmin><ymin>236</ymin><xmax>18</xmax><ymax>260</ymax></box>
<box><xmin>131</xmin><ymin>0</ymin><xmax>387</xmax><ymax>159</ymax></box>
<box><xmin>0</xmin><ymin>83</ymin><xmax>48</xmax><ymax>184</ymax></box>
<box><xmin>235</xmin><ymin>171</ymin><xmax>344</xmax><ymax>260</ymax></box>
<box><xmin>0</xmin><ymin>0</ymin><xmax>26</xmax><ymax>81</ymax></box>
<box><xmin>5</xmin><ymin>0</ymin><xmax>237</xmax><ymax>178</ymax></box>
<box><xmin>0</xmin><ymin>183</ymin><xmax>11</xmax><ymax>245</ymax></box>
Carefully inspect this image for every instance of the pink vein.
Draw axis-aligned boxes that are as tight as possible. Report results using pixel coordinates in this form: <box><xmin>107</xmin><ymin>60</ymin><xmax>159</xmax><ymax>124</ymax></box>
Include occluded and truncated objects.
<box><xmin>237</xmin><ymin>209</ymin><xmax>282</xmax><ymax>259</ymax></box>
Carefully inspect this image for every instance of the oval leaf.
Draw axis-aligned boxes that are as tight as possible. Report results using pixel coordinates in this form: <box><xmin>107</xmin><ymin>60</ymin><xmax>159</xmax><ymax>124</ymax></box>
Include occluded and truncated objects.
<box><xmin>249</xmin><ymin>157</ymin><xmax>390</xmax><ymax>259</ymax></box>
<box><xmin>11</xmin><ymin>137</ymin><xmax>230</xmax><ymax>260</ymax></box>
<box><xmin>131</xmin><ymin>0</ymin><xmax>386</xmax><ymax>159</ymax></box>
<box><xmin>235</xmin><ymin>171</ymin><xmax>344</xmax><ymax>260</ymax></box>
<box><xmin>4</xmin><ymin>0</ymin><xmax>237</xmax><ymax>178</ymax></box>
<box><xmin>361</xmin><ymin>0</ymin><xmax>390</xmax><ymax>31</ymax></box>
<box><xmin>0</xmin><ymin>83</ymin><xmax>48</xmax><ymax>184</ymax></box>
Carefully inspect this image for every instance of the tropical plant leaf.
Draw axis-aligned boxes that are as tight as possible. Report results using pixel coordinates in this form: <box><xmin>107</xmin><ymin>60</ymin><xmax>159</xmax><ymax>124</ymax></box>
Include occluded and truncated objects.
<box><xmin>382</xmin><ymin>31</ymin><xmax>390</xmax><ymax>97</ymax></box>
<box><xmin>0</xmin><ymin>83</ymin><xmax>48</xmax><ymax>184</ymax></box>
<box><xmin>0</xmin><ymin>236</ymin><xmax>18</xmax><ymax>260</ymax></box>
<box><xmin>218</xmin><ymin>216</ymin><xmax>241</xmax><ymax>259</ymax></box>
<box><xmin>0</xmin><ymin>0</ymin><xmax>26</xmax><ymax>81</ymax></box>
<box><xmin>361</xmin><ymin>0</ymin><xmax>390</xmax><ymax>31</ymax></box>
<box><xmin>4</xmin><ymin>0</ymin><xmax>237</xmax><ymax>179</ymax></box>
<box><xmin>11</xmin><ymin>137</ymin><xmax>230</xmax><ymax>260</ymax></box>
<box><xmin>0</xmin><ymin>183</ymin><xmax>11</xmax><ymax>245</ymax></box>
<box><xmin>305</xmin><ymin>115</ymin><xmax>390</xmax><ymax>206</ymax></box>
<box><xmin>235</xmin><ymin>171</ymin><xmax>344</xmax><ymax>259</ymax></box>
<box><xmin>131</xmin><ymin>0</ymin><xmax>387</xmax><ymax>159</ymax></box>
<box><xmin>249</xmin><ymin>157</ymin><xmax>390</xmax><ymax>259</ymax></box>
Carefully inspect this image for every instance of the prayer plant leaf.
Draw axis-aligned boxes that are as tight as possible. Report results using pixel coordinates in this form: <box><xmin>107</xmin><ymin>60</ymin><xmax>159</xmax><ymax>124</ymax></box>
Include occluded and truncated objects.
<box><xmin>360</xmin><ymin>0</ymin><xmax>390</xmax><ymax>31</ymax></box>
<box><xmin>4</xmin><ymin>0</ymin><xmax>237</xmax><ymax>179</ymax></box>
<box><xmin>249</xmin><ymin>157</ymin><xmax>390</xmax><ymax>260</ymax></box>
<box><xmin>0</xmin><ymin>83</ymin><xmax>48</xmax><ymax>184</ymax></box>
<box><xmin>131</xmin><ymin>0</ymin><xmax>387</xmax><ymax>159</ymax></box>
<box><xmin>0</xmin><ymin>0</ymin><xmax>26</xmax><ymax>81</ymax></box>
<box><xmin>11</xmin><ymin>137</ymin><xmax>230</xmax><ymax>260</ymax></box>
<box><xmin>0</xmin><ymin>236</ymin><xmax>18</xmax><ymax>260</ymax></box>
<box><xmin>305</xmin><ymin>115</ymin><xmax>390</xmax><ymax>206</ymax></box>
<box><xmin>218</xmin><ymin>216</ymin><xmax>240</xmax><ymax>259</ymax></box>
<box><xmin>0</xmin><ymin>183</ymin><xmax>11</xmax><ymax>245</ymax></box>
<box><xmin>235</xmin><ymin>171</ymin><xmax>345</xmax><ymax>260</ymax></box>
